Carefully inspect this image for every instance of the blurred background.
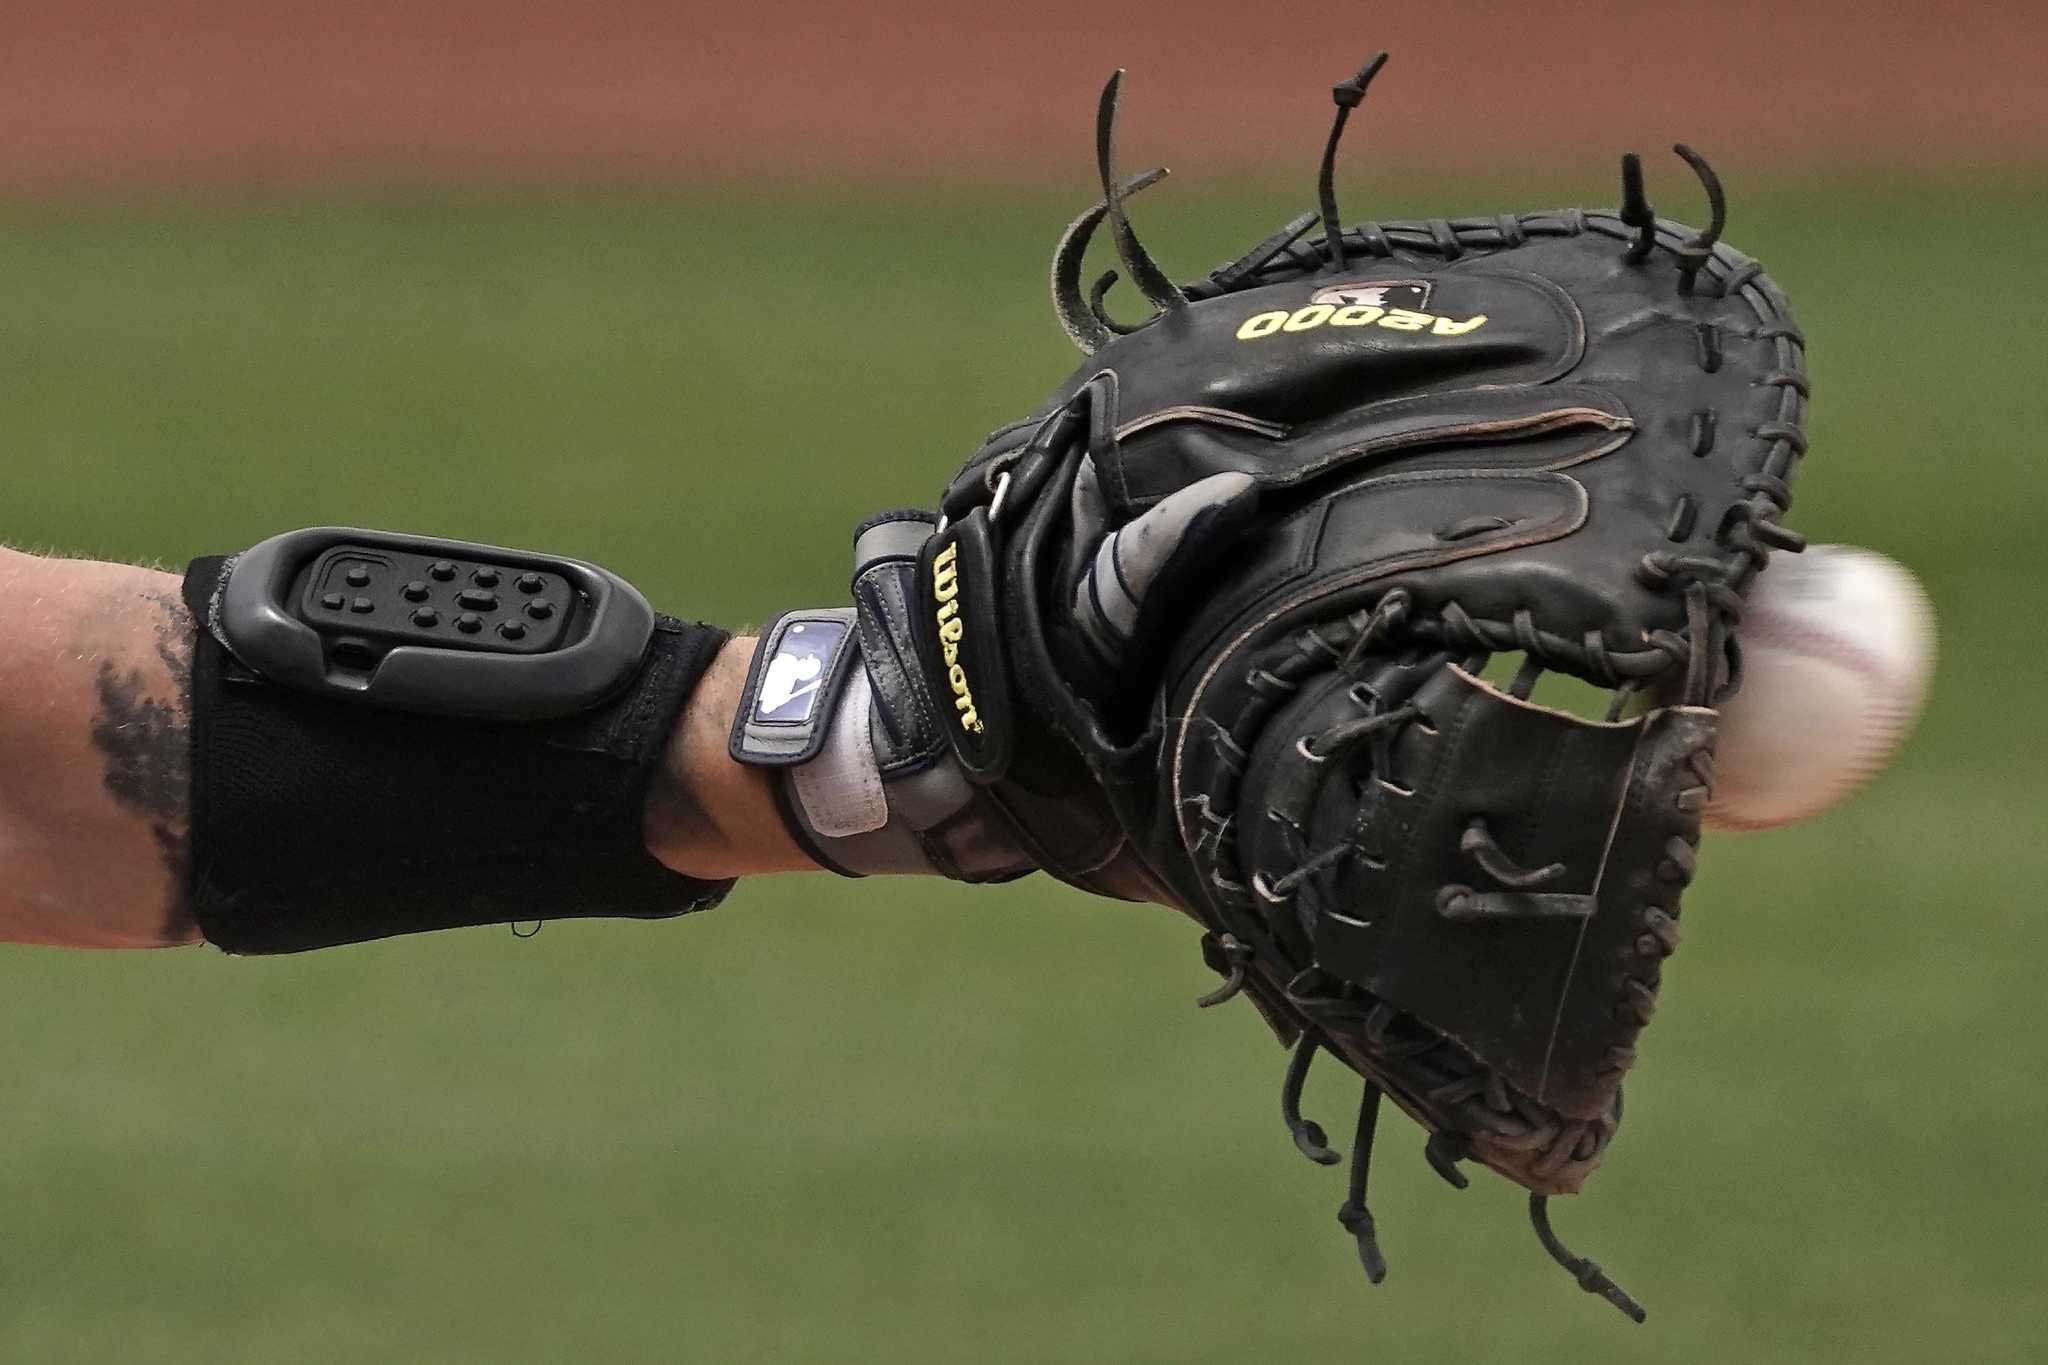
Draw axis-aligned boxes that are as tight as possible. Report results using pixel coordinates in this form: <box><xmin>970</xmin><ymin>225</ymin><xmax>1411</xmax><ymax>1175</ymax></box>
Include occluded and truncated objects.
<box><xmin>2</xmin><ymin>2</ymin><xmax>2043</xmax><ymax>1360</ymax></box>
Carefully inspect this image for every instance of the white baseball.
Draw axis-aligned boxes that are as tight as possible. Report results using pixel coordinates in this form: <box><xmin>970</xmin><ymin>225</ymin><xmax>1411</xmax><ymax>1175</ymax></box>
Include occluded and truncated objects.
<box><xmin>1705</xmin><ymin>544</ymin><xmax>1935</xmax><ymax>832</ymax></box>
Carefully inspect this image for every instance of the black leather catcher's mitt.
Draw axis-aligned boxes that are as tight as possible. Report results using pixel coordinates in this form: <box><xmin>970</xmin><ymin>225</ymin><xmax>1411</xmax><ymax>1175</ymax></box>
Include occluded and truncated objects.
<box><xmin>841</xmin><ymin>55</ymin><xmax>1807</xmax><ymax>1319</ymax></box>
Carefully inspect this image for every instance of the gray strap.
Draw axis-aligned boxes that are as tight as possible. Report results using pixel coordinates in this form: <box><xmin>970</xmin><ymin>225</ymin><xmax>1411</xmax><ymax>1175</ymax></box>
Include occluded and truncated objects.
<box><xmin>792</xmin><ymin>664</ymin><xmax>888</xmax><ymax>838</ymax></box>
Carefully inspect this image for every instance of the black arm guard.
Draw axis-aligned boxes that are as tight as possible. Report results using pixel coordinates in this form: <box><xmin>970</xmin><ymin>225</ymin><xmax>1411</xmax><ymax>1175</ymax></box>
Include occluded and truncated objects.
<box><xmin>183</xmin><ymin>536</ymin><xmax>732</xmax><ymax>953</ymax></box>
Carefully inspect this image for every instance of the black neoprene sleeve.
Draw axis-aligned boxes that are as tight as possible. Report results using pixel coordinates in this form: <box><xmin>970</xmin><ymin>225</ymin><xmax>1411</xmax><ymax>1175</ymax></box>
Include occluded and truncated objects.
<box><xmin>183</xmin><ymin>556</ymin><xmax>734</xmax><ymax>953</ymax></box>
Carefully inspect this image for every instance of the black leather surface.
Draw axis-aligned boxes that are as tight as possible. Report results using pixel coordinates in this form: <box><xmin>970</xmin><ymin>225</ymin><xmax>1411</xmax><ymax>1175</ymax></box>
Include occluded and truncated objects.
<box><xmin>917</xmin><ymin>201</ymin><xmax>1805</xmax><ymax>1196</ymax></box>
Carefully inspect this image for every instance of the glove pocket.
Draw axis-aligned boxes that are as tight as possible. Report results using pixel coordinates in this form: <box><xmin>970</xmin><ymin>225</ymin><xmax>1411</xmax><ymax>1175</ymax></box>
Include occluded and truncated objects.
<box><xmin>1306</xmin><ymin>664</ymin><xmax>1719</xmax><ymax>1124</ymax></box>
<box><xmin>1107</xmin><ymin>384</ymin><xmax>1633</xmax><ymax>511</ymax></box>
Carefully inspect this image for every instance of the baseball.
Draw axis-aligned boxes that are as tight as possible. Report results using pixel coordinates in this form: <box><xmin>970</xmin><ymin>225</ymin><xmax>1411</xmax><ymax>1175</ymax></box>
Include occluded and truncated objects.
<box><xmin>1706</xmin><ymin>544</ymin><xmax>1935</xmax><ymax>832</ymax></box>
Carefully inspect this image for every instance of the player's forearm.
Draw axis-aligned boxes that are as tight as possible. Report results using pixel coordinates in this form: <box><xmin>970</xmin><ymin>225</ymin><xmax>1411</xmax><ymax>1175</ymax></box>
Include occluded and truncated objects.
<box><xmin>0</xmin><ymin>550</ymin><xmax>811</xmax><ymax>950</ymax></box>
<box><xmin>0</xmin><ymin>549</ymin><xmax>198</xmax><ymax>947</ymax></box>
<box><xmin>640</xmin><ymin>635</ymin><xmax>816</xmax><ymax>880</ymax></box>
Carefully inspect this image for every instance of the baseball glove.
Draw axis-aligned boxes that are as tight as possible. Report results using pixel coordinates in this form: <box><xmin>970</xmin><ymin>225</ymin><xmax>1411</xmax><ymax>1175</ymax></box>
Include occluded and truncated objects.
<box><xmin>820</xmin><ymin>54</ymin><xmax>1807</xmax><ymax>1319</ymax></box>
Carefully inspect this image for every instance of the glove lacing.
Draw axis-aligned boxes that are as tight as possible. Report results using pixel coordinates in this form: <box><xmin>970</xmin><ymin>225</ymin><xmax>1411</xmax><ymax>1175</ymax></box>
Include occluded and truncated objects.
<box><xmin>1033</xmin><ymin>55</ymin><xmax>1808</xmax><ymax>1324</ymax></box>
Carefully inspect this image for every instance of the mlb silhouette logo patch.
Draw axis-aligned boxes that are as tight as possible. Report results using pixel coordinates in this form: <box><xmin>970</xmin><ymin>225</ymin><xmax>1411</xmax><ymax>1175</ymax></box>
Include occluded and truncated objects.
<box><xmin>755</xmin><ymin>619</ymin><xmax>847</xmax><ymax>723</ymax></box>
<box><xmin>729</xmin><ymin>607</ymin><xmax>861</xmax><ymax>766</ymax></box>
<box><xmin>1310</xmin><ymin>279</ymin><xmax>1432</xmax><ymax>311</ymax></box>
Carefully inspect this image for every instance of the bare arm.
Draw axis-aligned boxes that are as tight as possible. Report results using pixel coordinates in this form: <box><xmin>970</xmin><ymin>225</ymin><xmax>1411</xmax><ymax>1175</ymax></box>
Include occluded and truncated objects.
<box><xmin>0</xmin><ymin>552</ymin><xmax>196</xmax><ymax>946</ymax></box>
<box><xmin>0</xmin><ymin>548</ymin><xmax>809</xmax><ymax>950</ymax></box>
<box><xmin>642</xmin><ymin>635</ymin><xmax>818</xmax><ymax>880</ymax></box>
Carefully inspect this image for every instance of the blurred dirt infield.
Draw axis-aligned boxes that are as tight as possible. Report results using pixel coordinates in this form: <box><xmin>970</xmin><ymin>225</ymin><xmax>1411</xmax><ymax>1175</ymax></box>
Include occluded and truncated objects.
<box><xmin>2</xmin><ymin>1</ymin><xmax>2043</xmax><ymax>191</ymax></box>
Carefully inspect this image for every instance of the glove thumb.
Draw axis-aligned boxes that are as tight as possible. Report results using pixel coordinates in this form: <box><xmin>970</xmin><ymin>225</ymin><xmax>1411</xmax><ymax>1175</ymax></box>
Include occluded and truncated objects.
<box><xmin>1071</xmin><ymin>469</ymin><xmax>1259</xmax><ymax>669</ymax></box>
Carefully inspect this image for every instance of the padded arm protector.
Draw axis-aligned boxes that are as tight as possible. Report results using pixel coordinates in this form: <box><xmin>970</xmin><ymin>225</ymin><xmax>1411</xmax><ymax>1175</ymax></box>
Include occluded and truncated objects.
<box><xmin>183</xmin><ymin>535</ymin><xmax>732</xmax><ymax>953</ymax></box>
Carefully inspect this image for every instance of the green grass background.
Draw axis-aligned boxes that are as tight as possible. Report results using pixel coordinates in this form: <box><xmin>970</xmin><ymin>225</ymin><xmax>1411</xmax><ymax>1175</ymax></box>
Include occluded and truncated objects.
<box><xmin>1</xmin><ymin>177</ymin><xmax>2042</xmax><ymax>1362</ymax></box>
